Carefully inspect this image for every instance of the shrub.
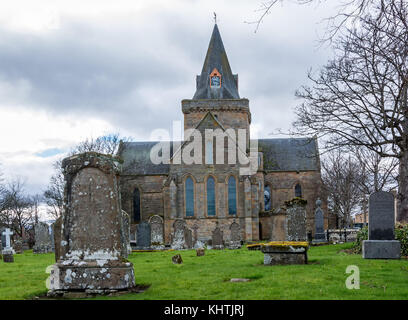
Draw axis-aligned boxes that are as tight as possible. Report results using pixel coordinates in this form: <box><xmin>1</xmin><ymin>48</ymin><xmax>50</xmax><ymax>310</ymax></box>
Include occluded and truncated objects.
<box><xmin>353</xmin><ymin>224</ymin><xmax>408</xmax><ymax>256</ymax></box>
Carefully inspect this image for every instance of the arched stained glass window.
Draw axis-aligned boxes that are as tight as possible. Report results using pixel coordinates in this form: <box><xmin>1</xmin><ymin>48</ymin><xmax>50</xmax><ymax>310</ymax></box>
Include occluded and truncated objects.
<box><xmin>264</xmin><ymin>185</ymin><xmax>271</xmax><ymax>211</ymax></box>
<box><xmin>295</xmin><ymin>183</ymin><xmax>302</xmax><ymax>198</ymax></box>
<box><xmin>185</xmin><ymin>177</ymin><xmax>195</xmax><ymax>217</ymax></box>
<box><xmin>207</xmin><ymin>177</ymin><xmax>216</xmax><ymax>216</ymax></box>
<box><xmin>228</xmin><ymin>176</ymin><xmax>237</xmax><ymax>215</ymax></box>
<box><xmin>133</xmin><ymin>188</ymin><xmax>141</xmax><ymax>223</ymax></box>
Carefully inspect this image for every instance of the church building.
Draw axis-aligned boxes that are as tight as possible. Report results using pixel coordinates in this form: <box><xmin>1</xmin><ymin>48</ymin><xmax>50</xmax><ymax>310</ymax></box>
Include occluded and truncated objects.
<box><xmin>118</xmin><ymin>23</ymin><xmax>327</xmax><ymax>246</ymax></box>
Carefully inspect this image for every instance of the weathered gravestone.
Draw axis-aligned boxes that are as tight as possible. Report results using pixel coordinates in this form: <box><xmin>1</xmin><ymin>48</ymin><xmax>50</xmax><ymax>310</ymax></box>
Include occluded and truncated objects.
<box><xmin>149</xmin><ymin>215</ymin><xmax>164</xmax><ymax>249</ymax></box>
<box><xmin>285</xmin><ymin>199</ymin><xmax>307</xmax><ymax>241</ymax></box>
<box><xmin>0</xmin><ymin>227</ymin><xmax>6</xmax><ymax>251</ymax></box>
<box><xmin>172</xmin><ymin>254</ymin><xmax>183</xmax><ymax>264</ymax></box>
<box><xmin>136</xmin><ymin>221</ymin><xmax>151</xmax><ymax>249</ymax></box>
<box><xmin>212</xmin><ymin>226</ymin><xmax>224</xmax><ymax>249</ymax></box>
<box><xmin>33</xmin><ymin>222</ymin><xmax>53</xmax><ymax>253</ymax></box>
<box><xmin>313</xmin><ymin>199</ymin><xmax>326</xmax><ymax>243</ymax></box>
<box><xmin>2</xmin><ymin>228</ymin><xmax>14</xmax><ymax>263</ymax></box>
<box><xmin>53</xmin><ymin>217</ymin><xmax>62</xmax><ymax>262</ymax></box>
<box><xmin>184</xmin><ymin>227</ymin><xmax>193</xmax><ymax>249</ymax></box>
<box><xmin>229</xmin><ymin>221</ymin><xmax>242</xmax><ymax>249</ymax></box>
<box><xmin>171</xmin><ymin>219</ymin><xmax>187</xmax><ymax>250</ymax></box>
<box><xmin>121</xmin><ymin>210</ymin><xmax>132</xmax><ymax>256</ymax></box>
<box><xmin>13</xmin><ymin>239</ymin><xmax>23</xmax><ymax>254</ymax></box>
<box><xmin>47</xmin><ymin>152</ymin><xmax>135</xmax><ymax>294</ymax></box>
<box><xmin>363</xmin><ymin>191</ymin><xmax>400</xmax><ymax>259</ymax></box>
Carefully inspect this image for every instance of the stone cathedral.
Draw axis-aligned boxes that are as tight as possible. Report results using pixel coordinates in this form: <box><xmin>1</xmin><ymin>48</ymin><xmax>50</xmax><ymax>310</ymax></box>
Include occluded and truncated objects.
<box><xmin>118</xmin><ymin>24</ymin><xmax>327</xmax><ymax>246</ymax></box>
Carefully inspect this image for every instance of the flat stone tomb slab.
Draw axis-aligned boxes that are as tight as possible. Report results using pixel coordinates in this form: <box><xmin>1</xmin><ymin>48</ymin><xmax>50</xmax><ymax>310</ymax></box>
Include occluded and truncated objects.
<box><xmin>261</xmin><ymin>244</ymin><xmax>308</xmax><ymax>265</ymax></box>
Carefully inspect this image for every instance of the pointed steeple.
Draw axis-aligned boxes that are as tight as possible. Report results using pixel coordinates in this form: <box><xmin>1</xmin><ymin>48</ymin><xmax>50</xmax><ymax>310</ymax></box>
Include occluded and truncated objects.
<box><xmin>193</xmin><ymin>24</ymin><xmax>240</xmax><ymax>99</ymax></box>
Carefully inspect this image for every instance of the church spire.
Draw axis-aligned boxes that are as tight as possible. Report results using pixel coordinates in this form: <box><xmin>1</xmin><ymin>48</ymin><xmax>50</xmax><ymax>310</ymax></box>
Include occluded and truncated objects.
<box><xmin>193</xmin><ymin>23</ymin><xmax>240</xmax><ymax>99</ymax></box>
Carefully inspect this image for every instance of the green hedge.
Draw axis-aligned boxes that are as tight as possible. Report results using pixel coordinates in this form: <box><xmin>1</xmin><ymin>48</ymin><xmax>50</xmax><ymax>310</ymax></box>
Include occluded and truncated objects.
<box><xmin>353</xmin><ymin>224</ymin><xmax>408</xmax><ymax>256</ymax></box>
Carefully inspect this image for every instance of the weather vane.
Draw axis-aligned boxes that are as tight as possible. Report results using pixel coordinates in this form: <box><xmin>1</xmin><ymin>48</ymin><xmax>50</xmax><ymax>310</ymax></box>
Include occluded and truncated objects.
<box><xmin>213</xmin><ymin>12</ymin><xmax>217</xmax><ymax>24</ymax></box>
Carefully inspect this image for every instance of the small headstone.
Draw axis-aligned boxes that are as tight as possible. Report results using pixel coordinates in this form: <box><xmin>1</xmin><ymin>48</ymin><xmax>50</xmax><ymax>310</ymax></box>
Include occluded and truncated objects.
<box><xmin>136</xmin><ymin>221</ymin><xmax>151</xmax><ymax>249</ymax></box>
<box><xmin>13</xmin><ymin>239</ymin><xmax>23</xmax><ymax>254</ymax></box>
<box><xmin>212</xmin><ymin>226</ymin><xmax>224</xmax><ymax>249</ymax></box>
<box><xmin>149</xmin><ymin>215</ymin><xmax>164</xmax><ymax>249</ymax></box>
<box><xmin>285</xmin><ymin>201</ymin><xmax>307</xmax><ymax>241</ymax></box>
<box><xmin>184</xmin><ymin>227</ymin><xmax>193</xmax><ymax>249</ymax></box>
<box><xmin>229</xmin><ymin>222</ymin><xmax>242</xmax><ymax>249</ymax></box>
<box><xmin>1</xmin><ymin>228</ymin><xmax>14</xmax><ymax>263</ymax></box>
<box><xmin>171</xmin><ymin>220</ymin><xmax>187</xmax><ymax>250</ymax></box>
<box><xmin>33</xmin><ymin>222</ymin><xmax>53</xmax><ymax>253</ymax></box>
<box><xmin>313</xmin><ymin>199</ymin><xmax>326</xmax><ymax>243</ymax></box>
<box><xmin>196</xmin><ymin>248</ymin><xmax>205</xmax><ymax>256</ymax></box>
<box><xmin>363</xmin><ymin>191</ymin><xmax>400</xmax><ymax>259</ymax></box>
<box><xmin>121</xmin><ymin>210</ymin><xmax>132</xmax><ymax>256</ymax></box>
<box><xmin>53</xmin><ymin>217</ymin><xmax>62</xmax><ymax>262</ymax></box>
<box><xmin>172</xmin><ymin>254</ymin><xmax>183</xmax><ymax>264</ymax></box>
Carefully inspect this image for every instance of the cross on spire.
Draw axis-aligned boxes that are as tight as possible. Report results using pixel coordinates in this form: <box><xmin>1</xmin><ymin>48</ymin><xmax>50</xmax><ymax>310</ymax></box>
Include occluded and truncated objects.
<box><xmin>213</xmin><ymin>12</ymin><xmax>217</xmax><ymax>24</ymax></box>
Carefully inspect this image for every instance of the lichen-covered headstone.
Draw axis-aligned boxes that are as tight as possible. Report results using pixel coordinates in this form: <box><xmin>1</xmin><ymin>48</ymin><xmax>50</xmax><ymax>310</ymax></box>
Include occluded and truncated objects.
<box><xmin>47</xmin><ymin>152</ymin><xmax>135</xmax><ymax>294</ymax></box>
<box><xmin>121</xmin><ymin>210</ymin><xmax>132</xmax><ymax>256</ymax></box>
<box><xmin>212</xmin><ymin>227</ymin><xmax>224</xmax><ymax>249</ymax></box>
<box><xmin>313</xmin><ymin>199</ymin><xmax>326</xmax><ymax>243</ymax></box>
<box><xmin>363</xmin><ymin>191</ymin><xmax>400</xmax><ymax>259</ymax></box>
<box><xmin>53</xmin><ymin>217</ymin><xmax>62</xmax><ymax>262</ymax></box>
<box><xmin>229</xmin><ymin>221</ymin><xmax>241</xmax><ymax>249</ymax></box>
<box><xmin>285</xmin><ymin>199</ymin><xmax>307</xmax><ymax>241</ymax></box>
<box><xmin>171</xmin><ymin>219</ymin><xmax>189</xmax><ymax>250</ymax></box>
<box><xmin>136</xmin><ymin>221</ymin><xmax>151</xmax><ymax>249</ymax></box>
<box><xmin>149</xmin><ymin>215</ymin><xmax>164</xmax><ymax>249</ymax></box>
<box><xmin>33</xmin><ymin>222</ymin><xmax>53</xmax><ymax>253</ymax></box>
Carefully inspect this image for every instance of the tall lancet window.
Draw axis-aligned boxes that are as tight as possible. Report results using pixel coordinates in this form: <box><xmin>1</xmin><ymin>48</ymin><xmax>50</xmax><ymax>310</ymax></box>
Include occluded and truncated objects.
<box><xmin>228</xmin><ymin>176</ymin><xmax>237</xmax><ymax>215</ymax></box>
<box><xmin>207</xmin><ymin>176</ymin><xmax>216</xmax><ymax>216</ymax></box>
<box><xmin>133</xmin><ymin>188</ymin><xmax>141</xmax><ymax>223</ymax></box>
<box><xmin>295</xmin><ymin>183</ymin><xmax>302</xmax><ymax>198</ymax></box>
<box><xmin>185</xmin><ymin>177</ymin><xmax>195</xmax><ymax>217</ymax></box>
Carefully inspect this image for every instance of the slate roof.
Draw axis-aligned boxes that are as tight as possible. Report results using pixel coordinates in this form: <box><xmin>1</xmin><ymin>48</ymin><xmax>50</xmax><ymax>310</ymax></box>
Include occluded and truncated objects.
<box><xmin>119</xmin><ymin>137</ymin><xmax>319</xmax><ymax>175</ymax></box>
<box><xmin>258</xmin><ymin>138</ymin><xmax>319</xmax><ymax>172</ymax></box>
<box><xmin>193</xmin><ymin>24</ymin><xmax>239</xmax><ymax>99</ymax></box>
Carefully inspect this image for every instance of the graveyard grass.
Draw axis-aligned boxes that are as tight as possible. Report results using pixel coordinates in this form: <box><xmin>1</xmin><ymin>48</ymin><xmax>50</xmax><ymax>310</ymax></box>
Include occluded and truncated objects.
<box><xmin>1</xmin><ymin>243</ymin><xmax>408</xmax><ymax>300</ymax></box>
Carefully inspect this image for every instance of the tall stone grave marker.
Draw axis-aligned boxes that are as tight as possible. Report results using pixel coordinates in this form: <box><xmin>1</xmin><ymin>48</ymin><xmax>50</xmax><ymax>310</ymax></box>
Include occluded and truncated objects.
<box><xmin>313</xmin><ymin>199</ymin><xmax>326</xmax><ymax>243</ymax></box>
<box><xmin>33</xmin><ymin>222</ymin><xmax>53</xmax><ymax>253</ymax></box>
<box><xmin>2</xmin><ymin>228</ymin><xmax>14</xmax><ymax>263</ymax></box>
<box><xmin>285</xmin><ymin>199</ymin><xmax>307</xmax><ymax>241</ymax></box>
<box><xmin>136</xmin><ymin>221</ymin><xmax>151</xmax><ymax>249</ymax></box>
<box><xmin>229</xmin><ymin>221</ymin><xmax>242</xmax><ymax>249</ymax></box>
<box><xmin>47</xmin><ymin>152</ymin><xmax>135</xmax><ymax>293</ymax></box>
<box><xmin>53</xmin><ymin>217</ymin><xmax>62</xmax><ymax>262</ymax></box>
<box><xmin>171</xmin><ymin>219</ymin><xmax>187</xmax><ymax>250</ymax></box>
<box><xmin>363</xmin><ymin>191</ymin><xmax>400</xmax><ymax>259</ymax></box>
<box><xmin>212</xmin><ymin>226</ymin><xmax>224</xmax><ymax>249</ymax></box>
<box><xmin>149</xmin><ymin>215</ymin><xmax>164</xmax><ymax>249</ymax></box>
<box><xmin>121</xmin><ymin>210</ymin><xmax>132</xmax><ymax>256</ymax></box>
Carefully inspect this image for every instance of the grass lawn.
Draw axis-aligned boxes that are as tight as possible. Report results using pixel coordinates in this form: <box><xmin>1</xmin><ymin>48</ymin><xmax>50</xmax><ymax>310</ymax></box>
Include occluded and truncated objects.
<box><xmin>0</xmin><ymin>243</ymin><xmax>407</xmax><ymax>300</ymax></box>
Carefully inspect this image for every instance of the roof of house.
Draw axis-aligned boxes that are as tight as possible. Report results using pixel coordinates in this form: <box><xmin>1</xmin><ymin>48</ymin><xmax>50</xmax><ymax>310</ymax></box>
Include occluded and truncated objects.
<box><xmin>119</xmin><ymin>137</ymin><xmax>319</xmax><ymax>175</ymax></box>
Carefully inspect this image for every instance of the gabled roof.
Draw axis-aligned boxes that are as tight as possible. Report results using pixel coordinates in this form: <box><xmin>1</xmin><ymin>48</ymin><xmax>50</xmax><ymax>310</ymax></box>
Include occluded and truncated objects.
<box><xmin>193</xmin><ymin>24</ymin><xmax>239</xmax><ymax>99</ymax></box>
<box><xmin>258</xmin><ymin>138</ymin><xmax>320</xmax><ymax>172</ymax></box>
<box><xmin>118</xmin><ymin>137</ymin><xmax>320</xmax><ymax>175</ymax></box>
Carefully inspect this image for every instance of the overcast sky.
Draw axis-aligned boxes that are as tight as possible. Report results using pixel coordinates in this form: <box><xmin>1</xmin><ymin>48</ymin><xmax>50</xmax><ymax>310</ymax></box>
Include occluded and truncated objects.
<box><xmin>0</xmin><ymin>0</ymin><xmax>338</xmax><ymax>195</ymax></box>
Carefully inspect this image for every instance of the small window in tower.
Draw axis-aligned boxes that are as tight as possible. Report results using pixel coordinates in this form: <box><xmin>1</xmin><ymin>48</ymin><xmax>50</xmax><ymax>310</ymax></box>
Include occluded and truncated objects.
<box><xmin>210</xmin><ymin>68</ymin><xmax>221</xmax><ymax>88</ymax></box>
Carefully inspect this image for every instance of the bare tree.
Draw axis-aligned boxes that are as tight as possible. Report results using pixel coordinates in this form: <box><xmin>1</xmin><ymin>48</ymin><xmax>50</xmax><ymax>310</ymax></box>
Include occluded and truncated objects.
<box><xmin>1</xmin><ymin>178</ymin><xmax>34</xmax><ymax>237</ymax></box>
<box><xmin>321</xmin><ymin>150</ymin><xmax>363</xmax><ymax>227</ymax></box>
<box><xmin>247</xmin><ymin>0</ymin><xmax>376</xmax><ymax>40</ymax></box>
<box><xmin>43</xmin><ymin>133</ymin><xmax>131</xmax><ymax>219</ymax></box>
<box><xmin>291</xmin><ymin>1</ymin><xmax>408</xmax><ymax>222</ymax></box>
